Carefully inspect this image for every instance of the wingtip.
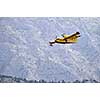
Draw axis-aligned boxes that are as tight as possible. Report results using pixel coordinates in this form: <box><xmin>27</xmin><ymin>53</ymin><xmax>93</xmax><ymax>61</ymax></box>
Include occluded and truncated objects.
<box><xmin>76</xmin><ymin>32</ymin><xmax>80</xmax><ymax>34</ymax></box>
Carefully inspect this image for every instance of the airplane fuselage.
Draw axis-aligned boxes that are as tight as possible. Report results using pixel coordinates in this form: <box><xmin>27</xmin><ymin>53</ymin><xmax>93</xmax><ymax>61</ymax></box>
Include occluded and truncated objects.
<box><xmin>49</xmin><ymin>32</ymin><xmax>80</xmax><ymax>46</ymax></box>
<box><xmin>55</xmin><ymin>38</ymin><xmax>76</xmax><ymax>44</ymax></box>
<box><xmin>49</xmin><ymin>38</ymin><xmax>76</xmax><ymax>46</ymax></box>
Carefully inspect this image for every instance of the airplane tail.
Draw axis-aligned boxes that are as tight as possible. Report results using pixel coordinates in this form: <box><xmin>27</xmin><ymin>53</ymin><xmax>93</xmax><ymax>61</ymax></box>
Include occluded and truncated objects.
<box><xmin>49</xmin><ymin>42</ymin><xmax>55</xmax><ymax>46</ymax></box>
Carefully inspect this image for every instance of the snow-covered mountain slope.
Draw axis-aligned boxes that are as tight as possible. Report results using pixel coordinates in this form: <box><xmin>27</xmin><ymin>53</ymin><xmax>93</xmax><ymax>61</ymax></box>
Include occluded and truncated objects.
<box><xmin>0</xmin><ymin>17</ymin><xmax>100</xmax><ymax>82</ymax></box>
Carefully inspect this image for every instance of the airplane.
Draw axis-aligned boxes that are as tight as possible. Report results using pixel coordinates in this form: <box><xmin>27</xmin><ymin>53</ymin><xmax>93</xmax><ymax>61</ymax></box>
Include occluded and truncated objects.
<box><xmin>49</xmin><ymin>32</ymin><xmax>80</xmax><ymax>46</ymax></box>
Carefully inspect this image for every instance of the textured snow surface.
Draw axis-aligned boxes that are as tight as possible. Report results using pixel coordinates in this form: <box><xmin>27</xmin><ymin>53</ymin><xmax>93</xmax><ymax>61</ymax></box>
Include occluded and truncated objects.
<box><xmin>0</xmin><ymin>17</ymin><xmax>100</xmax><ymax>82</ymax></box>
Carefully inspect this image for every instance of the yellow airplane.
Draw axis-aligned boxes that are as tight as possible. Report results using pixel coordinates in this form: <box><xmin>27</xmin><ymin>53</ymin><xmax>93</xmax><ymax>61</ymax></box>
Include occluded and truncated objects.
<box><xmin>49</xmin><ymin>32</ymin><xmax>80</xmax><ymax>46</ymax></box>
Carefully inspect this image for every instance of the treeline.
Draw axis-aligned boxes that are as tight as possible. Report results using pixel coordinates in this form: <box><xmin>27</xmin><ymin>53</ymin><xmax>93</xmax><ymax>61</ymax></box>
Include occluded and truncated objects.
<box><xmin>0</xmin><ymin>74</ymin><xmax>99</xmax><ymax>83</ymax></box>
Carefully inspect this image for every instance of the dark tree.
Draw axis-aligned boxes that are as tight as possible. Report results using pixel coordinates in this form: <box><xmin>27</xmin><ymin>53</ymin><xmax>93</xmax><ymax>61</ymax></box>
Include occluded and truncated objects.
<box><xmin>73</xmin><ymin>80</ymin><xmax>81</xmax><ymax>83</ymax></box>
<box><xmin>62</xmin><ymin>80</ymin><xmax>66</xmax><ymax>83</ymax></box>
<box><xmin>82</xmin><ymin>79</ymin><xmax>88</xmax><ymax>83</ymax></box>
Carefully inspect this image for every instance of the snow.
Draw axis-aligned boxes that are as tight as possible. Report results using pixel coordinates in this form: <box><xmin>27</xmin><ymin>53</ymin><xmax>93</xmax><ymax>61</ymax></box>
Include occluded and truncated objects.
<box><xmin>0</xmin><ymin>17</ymin><xmax>100</xmax><ymax>82</ymax></box>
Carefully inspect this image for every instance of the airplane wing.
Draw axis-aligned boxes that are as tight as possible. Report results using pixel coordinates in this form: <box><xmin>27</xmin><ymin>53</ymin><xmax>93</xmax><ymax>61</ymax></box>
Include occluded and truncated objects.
<box><xmin>64</xmin><ymin>32</ymin><xmax>80</xmax><ymax>40</ymax></box>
